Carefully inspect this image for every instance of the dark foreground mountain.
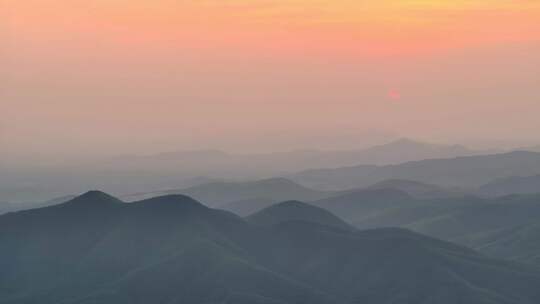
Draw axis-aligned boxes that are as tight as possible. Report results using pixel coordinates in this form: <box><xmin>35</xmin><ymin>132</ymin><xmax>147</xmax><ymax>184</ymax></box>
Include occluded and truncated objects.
<box><xmin>290</xmin><ymin>151</ymin><xmax>540</xmax><ymax>190</ymax></box>
<box><xmin>2</xmin><ymin>191</ymin><xmax>540</xmax><ymax>304</ymax></box>
<box><xmin>247</xmin><ymin>200</ymin><xmax>353</xmax><ymax>231</ymax></box>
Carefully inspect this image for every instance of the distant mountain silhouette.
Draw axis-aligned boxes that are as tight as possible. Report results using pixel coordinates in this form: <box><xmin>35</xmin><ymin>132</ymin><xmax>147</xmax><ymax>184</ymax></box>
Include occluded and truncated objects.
<box><xmin>367</xmin><ymin>179</ymin><xmax>466</xmax><ymax>199</ymax></box>
<box><xmin>343</xmin><ymin>138</ymin><xmax>481</xmax><ymax>165</ymax></box>
<box><xmin>521</xmin><ymin>145</ymin><xmax>540</xmax><ymax>152</ymax></box>
<box><xmin>0</xmin><ymin>195</ymin><xmax>75</xmax><ymax>215</ymax></box>
<box><xmin>123</xmin><ymin>138</ymin><xmax>482</xmax><ymax>169</ymax></box>
<box><xmin>312</xmin><ymin>189</ymin><xmax>417</xmax><ymax>225</ymax></box>
<box><xmin>328</xmin><ymin>192</ymin><xmax>540</xmax><ymax>266</ymax></box>
<box><xmin>290</xmin><ymin>151</ymin><xmax>540</xmax><ymax>190</ymax></box>
<box><xmin>467</xmin><ymin>221</ymin><xmax>540</xmax><ymax>266</ymax></box>
<box><xmin>126</xmin><ymin>178</ymin><xmax>333</xmax><ymax>207</ymax></box>
<box><xmin>0</xmin><ymin>138</ymin><xmax>484</xmax><ymax>202</ymax></box>
<box><xmin>220</xmin><ymin>198</ymin><xmax>276</xmax><ymax>216</ymax></box>
<box><xmin>478</xmin><ymin>174</ymin><xmax>540</xmax><ymax>197</ymax></box>
<box><xmin>67</xmin><ymin>190</ymin><xmax>123</xmax><ymax>206</ymax></box>
<box><xmin>248</xmin><ymin>200</ymin><xmax>353</xmax><ymax>231</ymax></box>
<box><xmin>218</xmin><ymin>179</ymin><xmax>467</xmax><ymax>217</ymax></box>
<box><xmin>2</xmin><ymin>192</ymin><xmax>540</xmax><ymax>303</ymax></box>
<box><xmin>2</xmin><ymin>179</ymin><xmax>464</xmax><ymax>217</ymax></box>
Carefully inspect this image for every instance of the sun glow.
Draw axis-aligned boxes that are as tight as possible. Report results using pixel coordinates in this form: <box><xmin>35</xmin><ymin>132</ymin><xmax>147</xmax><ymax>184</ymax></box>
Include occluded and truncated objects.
<box><xmin>3</xmin><ymin>0</ymin><xmax>540</xmax><ymax>161</ymax></box>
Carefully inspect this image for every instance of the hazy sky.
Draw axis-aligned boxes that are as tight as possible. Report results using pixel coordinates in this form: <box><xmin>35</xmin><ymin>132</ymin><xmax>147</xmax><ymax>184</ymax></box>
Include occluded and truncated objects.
<box><xmin>2</xmin><ymin>0</ymin><xmax>540</xmax><ymax>161</ymax></box>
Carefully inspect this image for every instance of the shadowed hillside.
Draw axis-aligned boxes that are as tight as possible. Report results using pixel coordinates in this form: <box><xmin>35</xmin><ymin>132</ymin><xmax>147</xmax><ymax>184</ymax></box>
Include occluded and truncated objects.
<box><xmin>2</xmin><ymin>192</ymin><xmax>540</xmax><ymax>303</ymax></box>
<box><xmin>247</xmin><ymin>200</ymin><xmax>353</xmax><ymax>231</ymax></box>
<box><xmin>316</xmin><ymin>190</ymin><xmax>540</xmax><ymax>266</ymax></box>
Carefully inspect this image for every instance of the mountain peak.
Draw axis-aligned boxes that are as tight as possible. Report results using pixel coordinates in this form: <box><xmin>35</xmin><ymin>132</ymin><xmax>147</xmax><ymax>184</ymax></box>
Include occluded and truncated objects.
<box><xmin>275</xmin><ymin>200</ymin><xmax>308</xmax><ymax>208</ymax></box>
<box><xmin>136</xmin><ymin>194</ymin><xmax>208</xmax><ymax>212</ymax></box>
<box><xmin>67</xmin><ymin>190</ymin><xmax>123</xmax><ymax>206</ymax></box>
<box><xmin>390</xmin><ymin>138</ymin><xmax>423</xmax><ymax>146</ymax></box>
<box><xmin>248</xmin><ymin>200</ymin><xmax>352</xmax><ymax>230</ymax></box>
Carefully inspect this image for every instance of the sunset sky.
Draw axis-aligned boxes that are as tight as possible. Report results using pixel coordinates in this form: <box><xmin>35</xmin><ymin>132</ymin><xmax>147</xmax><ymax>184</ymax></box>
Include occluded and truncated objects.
<box><xmin>2</xmin><ymin>0</ymin><xmax>540</xmax><ymax>161</ymax></box>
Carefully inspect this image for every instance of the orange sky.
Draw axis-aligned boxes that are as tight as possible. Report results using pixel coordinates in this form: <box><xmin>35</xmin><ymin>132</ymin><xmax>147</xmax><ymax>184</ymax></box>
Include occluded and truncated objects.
<box><xmin>2</xmin><ymin>0</ymin><xmax>540</xmax><ymax>160</ymax></box>
<box><xmin>6</xmin><ymin>0</ymin><xmax>540</xmax><ymax>56</ymax></box>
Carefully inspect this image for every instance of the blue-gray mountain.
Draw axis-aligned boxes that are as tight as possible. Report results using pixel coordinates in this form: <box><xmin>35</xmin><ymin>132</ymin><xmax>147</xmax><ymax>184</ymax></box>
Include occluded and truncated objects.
<box><xmin>2</xmin><ymin>192</ymin><xmax>540</xmax><ymax>304</ymax></box>
<box><xmin>314</xmin><ymin>189</ymin><xmax>540</xmax><ymax>266</ymax></box>
<box><xmin>478</xmin><ymin>174</ymin><xmax>540</xmax><ymax>197</ymax></box>
<box><xmin>0</xmin><ymin>138</ymin><xmax>487</xmax><ymax>202</ymax></box>
<box><xmin>290</xmin><ymin>151</ymin><xmax>540</xmax><ymax>190</ymax></box>
<box><xmin>247</xmin><ymin>200</ymin><xmax>354</xmax><ymax>231</ymax></box>
<box><xmin>124</xmin><ymin>178</ymin><xmax>333</xmax><ymax>206</ymax></box>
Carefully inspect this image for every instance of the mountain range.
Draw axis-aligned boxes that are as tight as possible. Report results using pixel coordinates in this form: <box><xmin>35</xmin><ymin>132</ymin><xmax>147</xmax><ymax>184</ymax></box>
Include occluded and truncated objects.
<box><xmin>120</xmin><ymin>138</ymin><xmax>484</xmax><ymax>173</ymax></box>
<box><xmin>311</xmin><ymin>189</ymin><xmax>540</xmax><ymax>267</ymax></box>
<box><xmin>247</xmin><ymin>200</ymin><xmax>353</xmax><ymax>231</ymax></box>
<box><xmin>10</xmin><ymin>172</ymin><xmax>540</xmax><ymax>218</ymax></box>
<box><xmin>2</xmin><ymin>192</ymin><xmax>540</xmax><ymax>303</ymax></box>
<box><xmin>478</xmin><ymin>175</ymin><xmax>540</xmax><ymax>197</ymax></box>
<box><xmin>0</xmin><ymin>195</ymin><xmax>75</xmax><ymax>216</ymax></box>
<box><xmin>290</xmin><ymin>150</ymin><xmax>540</xmax><ymax>190</ymax></box>
<box><xmin>0</xmin><ymin>138</ymin><xmax>488</xmax><ymax>202</ymax></box>
<box><xmin>123</xmin><ymin>178</ymin><xmax>333</xmax><ymax>207</ymax></box>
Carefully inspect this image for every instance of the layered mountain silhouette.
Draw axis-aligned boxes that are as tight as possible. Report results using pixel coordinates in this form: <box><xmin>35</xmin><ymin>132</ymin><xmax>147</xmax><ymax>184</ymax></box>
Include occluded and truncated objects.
<box><xmin>366</xmin><ymin>179</ymin><xmax>466</xmax><ymax>199</ymax></box>
<box><xmin>116</xmin><ymin>138</ymin><xmax>482</xmax><ymax>173</ymax></box>
<box><xmin>478</xmin><ymin>174</ymin><xmax>540</xmax><ymax>197</ymax></box>
<box><xmin>468</xmin><ymin>221</ymin><xmax>540</xmax><ymax>266</ymax></box>
<box><xmin>153</xmin><ymin>179</ymin><xmax>465</xmax><ymax>218</ymax></box>
<box><xmin>0</xmin><ymin>195</ymin><xmax>75</xmax><ymax>216</ymax></box>
<box><xmin>0</xmin><ymin>178</ymin><xmax>475</xmax><ymax>219</ymax></box>
<box><xmin>312</xmin><ymin>188</ymin><xmax>418</xmax><ymax>225</ymax></box>
<box><xmin>0</xmin><ymin>138</ymin><xmax>485</xmax><ymax>202</ymax></box>
<box><xmin>318</xmin><ymin>191</ymin><xmax>540</xmax><ymax>266</ymax></box>
<box><xmin>126</xmin><ymin>178</ymin><xmax>333</xmax><ymax>207</ymax></box>
<box><xmin>290</xmin><ymin>151</ymin><xmax>540</xmax><ymax>190</ymax></box>
<box><xmin>220</xmin><ymin>198</ymin><xmax>277</xmax><ymax>216</ymax></box>
<box><xmin>235</xmin><ymin>179</ymin><xmax>471</xmax><ymax>217</ymax></box>
<box><xmin>247</xmin><ymin>200</ymin><xmax>353</xmax><ymax>231</ymax></box>
<box><xmin>338</xmin><ymin>138</ymin><xmax>481</xmax><ymax>165</ymax></box>
<box><xmin>2</xmin><ymin>192</ymin><xmax>540</xmax><ymax>303</ymax></box>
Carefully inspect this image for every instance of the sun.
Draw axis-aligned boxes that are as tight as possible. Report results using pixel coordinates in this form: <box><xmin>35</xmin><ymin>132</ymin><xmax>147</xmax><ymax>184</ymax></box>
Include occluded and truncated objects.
<box><xmin>387</xmin><ymin>89</ymin><xmax>401</xmax><ymax>101</ymax></box>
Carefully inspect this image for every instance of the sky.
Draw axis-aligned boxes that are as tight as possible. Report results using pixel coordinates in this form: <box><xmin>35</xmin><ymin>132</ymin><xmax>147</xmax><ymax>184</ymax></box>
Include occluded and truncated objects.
<box><xmin>2</xmin><ymin>0</ymin><xmax>540</xmax><ymax>162</ymax></box>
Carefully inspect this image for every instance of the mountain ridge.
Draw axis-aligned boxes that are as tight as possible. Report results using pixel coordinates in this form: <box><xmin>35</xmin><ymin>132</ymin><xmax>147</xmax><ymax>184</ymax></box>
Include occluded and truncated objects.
<box><xmin>2</xmin><ymin>191</ymin><xmax>540</xmax><ymax>303</ymax></box>
<box><xmin>290</xmin><ymin>150</ymin><xmax>540</xmax><ymax>190</ymax></box>
<box><xmin>478</xmin><ymin>174</ymin><xmax>540</xmax><ymax>197</ymax></box>
<box><xmin>247</xmin><ymin>200</ymin><xmax>353</xmax><ymax>231</ymax></box>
